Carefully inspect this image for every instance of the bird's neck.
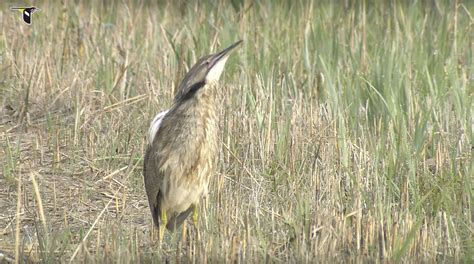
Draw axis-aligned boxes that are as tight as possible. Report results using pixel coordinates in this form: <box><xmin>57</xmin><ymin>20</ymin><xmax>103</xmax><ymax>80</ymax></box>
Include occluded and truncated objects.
<box><xmin>192</xmin><ymin>83</ymin><xmax>219</xmax><ymax>127</ymax></box>
<box><xmin>174</xmin><ymin>82</ymin><xmax>219</xmax><ymax>121</ymax></box>
<box><xmin>194</xmin><ymin>83</ymin><xmax>217</xmax><ymax>109</ymax></box>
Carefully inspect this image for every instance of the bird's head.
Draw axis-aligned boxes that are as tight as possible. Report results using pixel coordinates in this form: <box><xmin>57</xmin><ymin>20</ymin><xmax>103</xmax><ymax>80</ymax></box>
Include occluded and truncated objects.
<box><xmin>175</xmin><ymin>40</ymin><xmax>242</xmax><ymax>101</ymax></box>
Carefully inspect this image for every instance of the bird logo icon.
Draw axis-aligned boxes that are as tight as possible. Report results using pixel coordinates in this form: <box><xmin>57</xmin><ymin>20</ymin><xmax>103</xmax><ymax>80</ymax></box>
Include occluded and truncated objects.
<box><xmin>10</xmin><ymin>6</ymin><xmax>40</xmax><ymax>25</ymax></box>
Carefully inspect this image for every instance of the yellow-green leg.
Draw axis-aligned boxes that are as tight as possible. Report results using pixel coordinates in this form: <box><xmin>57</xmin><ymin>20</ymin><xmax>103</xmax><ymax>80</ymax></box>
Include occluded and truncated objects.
<box><xmin>160</xmin><ymin>210</ymin><xmax>167</xmax><ymax>243</ymax></box>
<box><xmin>192</xmin><ymin>206</ymin><xmax>198</xmax><ymax>226</ymax></box>
<box><xmin>192</xmin><ymin>205</ymin><xmax>201</xmax><ymax>242</ymax></box>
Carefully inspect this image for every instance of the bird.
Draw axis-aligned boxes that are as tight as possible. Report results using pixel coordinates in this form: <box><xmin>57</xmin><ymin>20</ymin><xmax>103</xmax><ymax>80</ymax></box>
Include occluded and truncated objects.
<box><xmin>144</xmin><ymin>40</ymin><xmax>242</xmax><ymax>240</ymax></box>
<box><xmin>10</xmin><ymin>6</ymin><xmax>40</xmax><ymax>25</ymax></box>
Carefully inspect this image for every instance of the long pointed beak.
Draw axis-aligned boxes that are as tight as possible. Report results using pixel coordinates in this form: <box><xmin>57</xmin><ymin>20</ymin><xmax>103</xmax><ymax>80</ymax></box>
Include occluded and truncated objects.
<box><xmin>209</xmin><ymin>40</ymin><xmax>243</xmax><ymax>69</ymax></box>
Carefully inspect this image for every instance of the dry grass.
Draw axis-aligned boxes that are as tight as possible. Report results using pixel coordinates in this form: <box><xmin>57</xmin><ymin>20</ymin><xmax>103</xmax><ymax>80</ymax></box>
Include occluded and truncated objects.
<box><xmin>0</xmin><ymin>0</ymin><xmax>472</xmax><ymax>263</ymax></box>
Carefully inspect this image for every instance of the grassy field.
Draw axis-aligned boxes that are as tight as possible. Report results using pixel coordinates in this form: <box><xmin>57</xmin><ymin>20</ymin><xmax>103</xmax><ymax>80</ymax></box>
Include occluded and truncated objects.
<box><xmin>0</xmin><ymin>0</ymin><xmax>472</xmax><ymax>262</ymax></box>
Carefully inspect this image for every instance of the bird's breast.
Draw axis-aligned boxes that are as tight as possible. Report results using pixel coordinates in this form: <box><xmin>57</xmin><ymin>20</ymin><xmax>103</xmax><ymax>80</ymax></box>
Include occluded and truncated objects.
<box><xmin>157</xmin><ymin>98</ymin><xmax>219</xmax><ymax>214</ymax></box>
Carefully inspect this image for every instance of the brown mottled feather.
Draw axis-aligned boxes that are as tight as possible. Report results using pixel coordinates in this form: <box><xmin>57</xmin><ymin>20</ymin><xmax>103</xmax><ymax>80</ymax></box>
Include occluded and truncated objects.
<box><xmin>144</xmin><ymin>86</ymin><xmax>218</xmax><ymax>231</ymax></box>
<box><xmin>143</xmin><ymin>41</ymin><xmax>240</xmax><ymax>232</ymax></box>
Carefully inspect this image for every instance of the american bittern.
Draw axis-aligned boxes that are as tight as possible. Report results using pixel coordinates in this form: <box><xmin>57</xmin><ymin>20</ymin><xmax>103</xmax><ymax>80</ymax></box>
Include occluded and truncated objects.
<box><xmin>144</xmin><ymin>41</ymin><xmax>242</xmax><ymax>238</ymax></box>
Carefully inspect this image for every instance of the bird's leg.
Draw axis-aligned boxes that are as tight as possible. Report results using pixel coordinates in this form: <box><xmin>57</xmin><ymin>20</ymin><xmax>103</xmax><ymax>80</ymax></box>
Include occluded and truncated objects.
<box><xmin>192</xmin><ymin>205</ymin><xmax>202</xmax><ymax>243</ymax></box>
<box><xmin>181</xmin><ymin>221</ymin><xmax>187</xmax><ymax>244</ymax></box>
<box><xmin>203</xmin><ymin>196</ymin><xmax>209</xmax><ymax>229</ymax></box>
<box><xmin>159</xmin><ymin>210</ymin><xmax>167</xmax><ymax>243</ymax></box>
<box><xmin>151</xmin><ymin>226</ymin><xmax>158</xmax><ymax>242</ymax></box>
<box><xmin>192</xmin><ymin>206</ymin><xmax>198</xmax><ymax>226</ymax></box>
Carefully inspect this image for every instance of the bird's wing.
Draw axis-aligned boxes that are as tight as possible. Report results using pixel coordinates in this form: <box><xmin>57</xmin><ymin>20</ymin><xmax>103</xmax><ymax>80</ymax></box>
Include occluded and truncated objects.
<box><xmin>143</xmin><ymin>102</ymin><xmax>206</xmax><ymax>229</ymax></box>
<box><xmin>152</xmin><ymin>102</ymin><xmax>205</xmax><ymax>179</ymax></box>
<box><xmin>144</xmin><ymin>109</ymin><xmax>170</xmax><ymax>227</ymax></box>
<box><xmin>147</xmin><ymin>109</ymin><xmax>169</xmax><ymax>146</ymax></box>
<box><xmin>143</xmin><ymin>144</ymin><xmax>163</xmax><ymax>227</ymax></box>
